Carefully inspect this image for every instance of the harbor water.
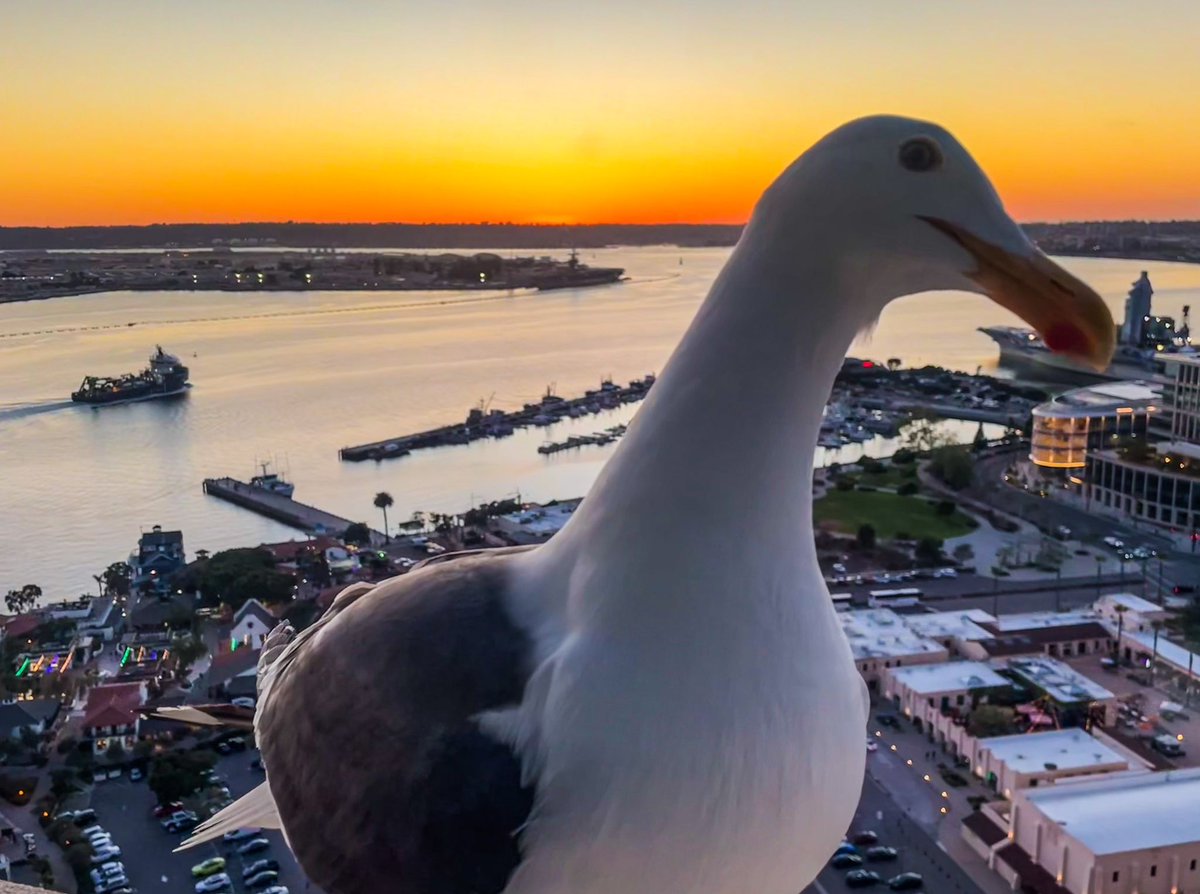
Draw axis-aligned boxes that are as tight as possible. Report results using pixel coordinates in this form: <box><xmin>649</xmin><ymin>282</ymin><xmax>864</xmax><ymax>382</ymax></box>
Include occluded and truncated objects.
<box><xmin>3</xmin><ymin>247</ymin><xmax>1200</xmax><ymax>597</ymax></box>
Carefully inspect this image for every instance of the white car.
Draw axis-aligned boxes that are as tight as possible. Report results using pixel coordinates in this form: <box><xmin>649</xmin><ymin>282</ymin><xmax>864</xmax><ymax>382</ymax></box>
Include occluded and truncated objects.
<box><xmin>223</xmin><ymin>827</ymin><xmax>262</xmax><ymax>842</ymax></box>
<box><xmin>866</xmin><ymin>740</ymin><xmax>878</xmax><ymax>753</ymax></box>
<box><xmin>91</xmin><ymin>846</ymin><xmax>122</xmax><ymax>863</ymax></box>
<box><xmin>195</xmin><ymin>873</ymin><xmax>233</xmax><ymax>893</ymax></box>
<box><xmin>231</xmin><ymin>697</ymin><xmax>256</xmax><ymax>709</ymax></box>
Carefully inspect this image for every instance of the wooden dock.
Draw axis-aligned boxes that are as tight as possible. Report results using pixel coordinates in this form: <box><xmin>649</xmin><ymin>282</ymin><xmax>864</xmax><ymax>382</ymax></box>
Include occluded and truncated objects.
<box><xmin>202</xmin><ymin>478</ymin><xmax>384</xmax><ymax>546</ymax></box>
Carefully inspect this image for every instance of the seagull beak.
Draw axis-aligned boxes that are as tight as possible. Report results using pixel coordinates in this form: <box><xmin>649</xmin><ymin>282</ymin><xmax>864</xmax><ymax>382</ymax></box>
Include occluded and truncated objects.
<box><xmin>919</xmin><ymin>216</ymin><xmax>1116</xmax><ymax>371</ymax></box>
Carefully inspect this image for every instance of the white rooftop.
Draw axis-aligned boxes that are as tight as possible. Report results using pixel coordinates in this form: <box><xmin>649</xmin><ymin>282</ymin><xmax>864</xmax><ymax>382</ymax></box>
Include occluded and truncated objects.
<box><xmin>886</xmin><ymin>660</ymin><xmax>1009</xmax><ymax>694</ymax></box>
<box><xmin>496</xmin><ymin>501</ymin><xmax>578</xmax><ymax>536</ymax></box>
<box><xmin>839</xmin><ymin>609</ymin><xmax>946</xmax><ymax>661</ymax></box>
<box><xmin>1006</xmin><ymin>656</ymin><xmax>1114</xmax><ymax>703</ymax></box>
<box><xmin>980</xmin><ymin>728</ymin><xmax>1127</xmax><ymax>775</ymax></box>
<box><xmin>1095</xmin><ymin>593</ymin><xmax>1168</xmax><ymax>615</ymax></box>
<box><xmin>989</xmin><ymin>610</ymin><xmax>1101</xmax><ymax>633</ymax></box>
<box><xmin>1123</xmin><ymin>630</ymin><xmax>1200</xmax><ymax>680</ymax></box>
<box><xmin>904</xmin><ymin>609</ymin><xmax>996</xmax><ymax>641</ymax></box>
<box><xmin>1023</xmin><ymin>769</ymin><xmax>1200</xmax><ymax>855</ymax></box>
<box><xmin>1033</xmin><ymin>380</ymin><xmax>1160</xmax><ymax>420</ymax></box>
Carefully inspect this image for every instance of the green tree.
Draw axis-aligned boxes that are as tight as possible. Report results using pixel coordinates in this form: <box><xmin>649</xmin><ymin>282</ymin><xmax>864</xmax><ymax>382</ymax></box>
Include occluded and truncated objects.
<box><xmin>929</xmin><ymin>446</ymin><xmax>974</xmax><ymax>490</ymax></box>
<box><xmin>967</xmin><ymin>705</ymin><xmax>1016</xmax><ymax>737</ymax></box>
<box><xmin>4</xmin><ymin>584</ymin><xmax>41</xmax><ymax>614</ymax></box>
<box><xmin>857</xmin><ymin>524</ymin><xmax>877</xmax><ymax>550</ymax></box>
<box><xmin>100</xmin><ymin>562</ymin><xmax>132</xmax><ymax>598</ymax></box>
<box><xmin>172</xmin><ymin>634</ymin><xmax>208</xmax><ymax>675</ymax></box>
<box><xmin>174</xmin><ymin>548</ymin><xmax>294</xmax><ymax>610</ymax></box>
<box><xmin>149</xmin><ymin>751</ymin><xmax>217</xmax><ymax>805</ymax></box>
<box><xmin>373</xmin><ymin>492</ymin><xmax>394</xmax><ymax>543</ymax></box>
<box><xmin>915</xmin><ymin>537</ymin><xmax>944</xmax><ymax>566</ymax></box>
<box><xmin>972</xmin><ymin>422</ymin><xmax>989</xmax><ymax>452</ymax></box>
<box><xmin>342</xmin><ymin>522</ymin><xmax>372</xmax><ymax>546</ymax></box>
<box><xmin>901</xmin><ymin>416</ymin><xmax>952</xmax><ymax>455</ymax></box>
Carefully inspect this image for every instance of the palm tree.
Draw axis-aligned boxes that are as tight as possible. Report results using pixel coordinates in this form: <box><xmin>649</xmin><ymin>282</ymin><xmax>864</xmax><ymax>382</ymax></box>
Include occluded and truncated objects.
<box><xmin>1150</xmin><ymin>620</ymin><xmax>1164</xmax><ymax>683</ymax></box>
<box><xmin>1113</xmin><ymin>604</ymin><xmax>1129</xmax><ymax>661</ymax></box>
<box><xmin>374</xmin><ymin>492</ymin><xmax>394</xmax><ymax>543</ymax></box>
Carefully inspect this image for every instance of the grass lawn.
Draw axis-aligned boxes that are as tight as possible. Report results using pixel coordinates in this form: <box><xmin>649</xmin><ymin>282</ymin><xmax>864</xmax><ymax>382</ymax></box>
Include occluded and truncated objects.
<box><xmin>856</xmin><ymin>464</ymin><xmax>920</xmax><ymax>490</ymax></box>
<box><xmin>813</xmin><ymin>489</ymin><xmax>974</xmax><ymax>540</ymax></box>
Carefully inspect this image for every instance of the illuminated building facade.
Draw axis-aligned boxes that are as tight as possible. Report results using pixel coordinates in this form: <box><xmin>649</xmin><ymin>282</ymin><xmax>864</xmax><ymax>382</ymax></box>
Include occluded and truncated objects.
<box><xmin>1029</xmin><ymin>381</ymin><xmax>1160</xmax><ymax>470</ymax></box>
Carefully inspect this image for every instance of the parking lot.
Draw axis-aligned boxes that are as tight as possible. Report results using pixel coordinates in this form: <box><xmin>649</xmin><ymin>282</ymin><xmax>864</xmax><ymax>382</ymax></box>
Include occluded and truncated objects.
<box><xmin>89</xmin><ymin>748</ymin><xmax>323</xmax><ymax>893</ymax></box>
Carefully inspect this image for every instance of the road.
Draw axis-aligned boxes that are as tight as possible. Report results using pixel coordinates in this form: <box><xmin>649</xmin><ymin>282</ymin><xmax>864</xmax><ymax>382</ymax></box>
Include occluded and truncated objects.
<box><xmin>90</xmin><ymin>748</ymin><xmax>322</xmax><ymax>894</ymax></box>
<box><xmin>802</xmin><ymin>775</ymin><xmax>984</xmax><ymax>894</ymax></box>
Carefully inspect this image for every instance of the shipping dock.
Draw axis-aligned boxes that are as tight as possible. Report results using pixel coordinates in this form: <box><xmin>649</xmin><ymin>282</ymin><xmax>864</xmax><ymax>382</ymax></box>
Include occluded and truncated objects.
<box><xmin>338</xmin><ymin>375</ymin><xmax>655</xmax><ymax>462</ymax></box>
<box><xmin>202</xmin><ymin>477</ymin><xmax>384</xmax><ymax>544</ymax></box>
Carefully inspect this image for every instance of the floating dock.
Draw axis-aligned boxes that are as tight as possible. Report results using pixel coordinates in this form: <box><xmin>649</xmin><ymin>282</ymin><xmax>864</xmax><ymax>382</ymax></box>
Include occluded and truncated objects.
<box><xmin>339</xmin><ymin>375</ymin><xmax>655</xmax><ymax>462</ymax></box>
<box><xmin>202</xmin><ymin>477</ymin><xmax>384</xmax><ymax>545</ymax></box>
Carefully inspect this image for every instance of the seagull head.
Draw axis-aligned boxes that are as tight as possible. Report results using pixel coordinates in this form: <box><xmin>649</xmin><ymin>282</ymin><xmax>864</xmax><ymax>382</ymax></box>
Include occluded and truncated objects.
<box><xmin>756</xmin><ymin>115</ymin><xmax>1115</xmax><ymax>370</ymax></box>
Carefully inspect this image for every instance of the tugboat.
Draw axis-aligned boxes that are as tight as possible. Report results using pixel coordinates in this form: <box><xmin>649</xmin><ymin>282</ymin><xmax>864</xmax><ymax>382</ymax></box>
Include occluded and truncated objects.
<box><xmin>249</xmin><ymin>461</ymin><xmax>294</xmax><ymax>498</ymax></box>
<box><xmin>71</xmin><ymin>346</ymin><xmax>190</xmax><ymax>405</ymax></box>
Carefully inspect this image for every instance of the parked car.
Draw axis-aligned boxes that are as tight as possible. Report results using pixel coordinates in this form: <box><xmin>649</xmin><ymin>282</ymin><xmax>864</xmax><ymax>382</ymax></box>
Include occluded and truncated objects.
<box><xmin>163</xmin><ymin>811</ymin><xmax>199</xmax><ymax>833</ymax></box>
<box><xmin>845</xmin><ymin>869</ymin><xmax>883</xmax><ymax>888</ymax></box>
<box><xmin>154</xmin><ymin>801</ymin><xmax>185</xmax><ymax>818</ymax></box>
<box><xmin>260</xmin><ymin>888</ymin><xmax>290</xmax><ymax>894</ymax></box>
<box><xmin>74</xmin><ymin>808</ymin><xmax>98</xmax><ymax>825</ymax></box>
<box><xmin>223</xmin><ymin>827</ymin><xmax>262</xmax><ymax>842</ymax></box>
<box><xmin>834</xmin><ymin>842</ymin><xmax>859</xmax><ymax>856</ymax></box>
<box><xmin>238</xmin><ymin>837</ymin><xmax>272</xmax><ymax>856</ymax></box>
<box><xmin>1152</xmin><ymin>734</ymin><xmax>1186</xmax><ymax>757</ymax></box>
<box><xmin>192</xmin><ymin>857</ymin><xmax>227</xmax><ymax>878</ymax></box>
<box><xmin>831</xmin><ymin>853</ymin><xmax>864</xmax><ymax>869</ymax></box>
<box><xmin>96</xmin><ymin>875</ymin><xmax>130</xmax><ymax>894</ymax></box>
<box><xmin>866</xmin><ymin>739</ymin><xmax>878</xmax><ymax>753</ymax></box>
<box><xmin>888</xmin><ymin>873</ymin><xmax>924</xmax><ymax>890</ymax></box>
<box><xmin>1054</xmin><ymin>525</ymin><xmax>1071</xmax><ymax>540</ymax></box>
<box><xmin>129</xmin><ymin>767</ymin><xmax>143</xmax><ymax>782</ymax></box>
<box><xmin>866</xmin><ymin>846</ymin><xmax>899</xmax><ymax>862</ymax></box>
<box><xmin>80</xmin><ymin>824</ymin><xmax>105</xmax><ymax>837</ymax></box>
<box><xmin>245</xmin><ymin>870</ymin><xmax>281</xmax><ymax>889</ymax></box>
<box><xmin>1103</xmin><ymin>536</ymin><xmax>1124</xmax><ymax>550</ymax></box>
<box><xmin>243</xmin><ymin>859</ymin><xmax>281</xmax><ymax>878</ymax></box>
<box><xmin>194</xmin><ymin>872</ymin><xmax>233</xmax><ymax>893</ymax></box>
<box><xmin>851</xmin><ymin>830</ymin><xmax>879</xmax><ymax>845</ymax></box>
<box><xmin>91</xmin><ymin>846</ymin><xmax>123</xmax><ymax>863</ymax></box>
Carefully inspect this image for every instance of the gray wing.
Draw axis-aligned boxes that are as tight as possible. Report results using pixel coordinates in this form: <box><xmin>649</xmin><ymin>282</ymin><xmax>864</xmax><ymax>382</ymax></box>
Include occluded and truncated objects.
<box><xmin>256</xmin><ymin>551</ymin><xmax>538</xmax><ymax>894</ymax></box>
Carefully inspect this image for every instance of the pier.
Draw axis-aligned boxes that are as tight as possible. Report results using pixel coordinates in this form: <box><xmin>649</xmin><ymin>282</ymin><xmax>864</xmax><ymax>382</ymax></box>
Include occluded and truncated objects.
<box><xmin>339</xmin><ymin>375</ymin><xmax>655</xmax><ymax>462</ymax></box>
<box><xmin>202</xmin><ymin>477</ymin><xmax>384</xmax><ymax>545</ymax></box>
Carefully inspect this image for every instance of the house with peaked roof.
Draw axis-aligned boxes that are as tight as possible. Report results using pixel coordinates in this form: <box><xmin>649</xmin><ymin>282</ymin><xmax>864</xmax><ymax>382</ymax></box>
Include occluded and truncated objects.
<box><xmin>133</xmin><ymin>526</ymin><xmax>185</xmax><ymax>595</ymax></box>
<box><xmin>0</xmin><ymin>699</ymin><xmax>60</xmax><ymax>740</ymax></box>
<box><xmin>226</xmin><ymin>599</ymin><xmax>276</xmax><ymax>653</ymax></box>
<box><xmin>197</xmin><ymin>646</ymin><xmax>262</xmax><ymax>699</ymax></box>
<box><xmin>82</xmin><ymin>681</ymin><xmax>145</xmax><ymax>754</ymax></box>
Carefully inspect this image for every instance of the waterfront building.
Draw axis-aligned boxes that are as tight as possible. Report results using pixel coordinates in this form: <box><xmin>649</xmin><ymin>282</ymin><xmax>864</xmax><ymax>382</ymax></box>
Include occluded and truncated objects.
<box><xmin>1028</xmin><ymin>381</ymin><xmax>1160</xmax><ymax>471</ymax></box>
<box><xmin>1000</xmin><ymin>769</ymin><xmax>1200</xmax><ymax>894</ymax></box>
<box><xmin>838</xmin><ymin>609</ymin><xmax>948</xmax><ymax>685</ymax></box>
<box><xmin>132</xmin><ymin>526</ymin><xmax>185</xmax><ymax>595</ymax></box>
<box><xmin>881</xmin><ymin>660</ymin><xmax>1010</xmax><ymax>727</ymax></box>
<box><xmin>1082</xmin><ymin>357</ymin><xmax>1200</xmax><ymax>540</ymax></box>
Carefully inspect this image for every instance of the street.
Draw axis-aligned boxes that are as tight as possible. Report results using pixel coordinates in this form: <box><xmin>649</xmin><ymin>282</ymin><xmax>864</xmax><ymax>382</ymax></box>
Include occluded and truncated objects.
<box><xmin>89</xmin><ymin>748</ymin><xmax>322</xmax><ymax>894</ymax></box>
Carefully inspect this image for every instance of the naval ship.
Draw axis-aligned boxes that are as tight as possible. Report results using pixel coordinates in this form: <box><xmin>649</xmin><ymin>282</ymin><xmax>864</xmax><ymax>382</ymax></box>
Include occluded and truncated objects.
<box><xmin>71</xmin><ymin>346</ymin><xmax>190</xmax><ymax>405</ymax></box>
<box><xmin>979</xmin><ymin>272</ymin><xmax>1195</xmax><ymax>383</ymax></box>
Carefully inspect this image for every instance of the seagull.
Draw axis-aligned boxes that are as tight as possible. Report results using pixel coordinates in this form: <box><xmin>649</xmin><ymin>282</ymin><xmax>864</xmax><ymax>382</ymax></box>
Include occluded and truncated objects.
<box><xmin>167</xmin><ymin>115</ymin><xmax>1114</xmax><ymax>894</ymax></box>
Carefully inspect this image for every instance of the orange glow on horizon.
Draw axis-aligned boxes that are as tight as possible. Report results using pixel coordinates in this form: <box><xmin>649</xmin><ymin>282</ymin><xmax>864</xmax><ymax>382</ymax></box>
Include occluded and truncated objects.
<box><xmin>5</xmin><ymin>2</ymin><xmax>1200</xmax><ymax>228</ymax></box>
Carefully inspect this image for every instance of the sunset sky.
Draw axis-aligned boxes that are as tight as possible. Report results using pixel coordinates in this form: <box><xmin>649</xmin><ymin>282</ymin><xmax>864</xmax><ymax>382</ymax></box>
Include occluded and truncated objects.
<box><xmin>7</xmin><ymin>0</ymin><xmax>1200</xmax><ymax>227</ymax></box>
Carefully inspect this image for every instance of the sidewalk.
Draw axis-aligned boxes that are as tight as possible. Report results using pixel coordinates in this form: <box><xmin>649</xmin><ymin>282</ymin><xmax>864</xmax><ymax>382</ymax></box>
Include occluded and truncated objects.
<box><xmin>867</xmin><ymin>712</ymin><xmax>1012</xmax><ymax>894</ymax></box>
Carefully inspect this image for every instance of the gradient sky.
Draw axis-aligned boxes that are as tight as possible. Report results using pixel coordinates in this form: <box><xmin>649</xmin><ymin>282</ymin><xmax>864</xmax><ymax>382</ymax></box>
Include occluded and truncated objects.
<box><xmin>6</xmin><ymin>0</ymin><xmax>1200</xmax><ymax>226</ymax></box>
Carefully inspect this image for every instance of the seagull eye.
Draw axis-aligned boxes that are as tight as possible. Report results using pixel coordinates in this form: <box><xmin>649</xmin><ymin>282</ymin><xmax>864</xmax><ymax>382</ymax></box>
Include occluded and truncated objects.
<box><xmin>898</xmin><ymin>138</ymin><xmax>943</xmax><ymax>173</ymax></box>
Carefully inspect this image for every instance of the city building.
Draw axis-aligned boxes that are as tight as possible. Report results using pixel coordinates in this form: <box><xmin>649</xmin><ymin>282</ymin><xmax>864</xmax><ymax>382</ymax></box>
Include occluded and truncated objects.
<box><xmin>1094</xmin><ymin>593</ymin><xmax>1172</xmax><ymax>634</ymax></box>
<box><xmin>226</xmin><ymin>599</ymin><xmax>275</xmax><ymax>652</ymax></box>
<box><xmin>964</xmin><ymin>611</ymin><xmax>1113</xmax><ymax>661</ymax></box>
<box><xmin>901</xmin><ymin>609</ymin><xmax>996</xmax><ymax>654</ymax></box>
<box><xmin>82</xmin><ymin>681</ymin><xmax>145</xmax><ymax>755</ymax></box>
<box><xmin>1083</xmin><ymin>357</ymin><xmax>1200</xmax><ymax>540</ymax></box>
<box><xmin>971</xmin><ymin>728</ymin><xmax>1130</xmax><ymax>798</ymax></box>
<box><xmin>1029</xmin><ymin>381</ymin><xmax>1160</xmax><ymax>470</ymax></box>
<box><xmin>839</xmin><ymin>609</ymin><xmax>948</xmax><ymax>685</ymax></box>
<box><xmin>882</xmin><ymin>660</ymin><xmax>1010</xmax><ymax>727</ymax></box>
<box><xmin>1000</xmin><ymin>769</ymin><xmax>1200</xmax><ymax>894</ymax></box>
<box><xmin>493</xmin><ymin>500</ymin><xmax>581</xmax><ymax>545</ymax></box>
<box><xmin>132</xmin><ymin>526</ymin><xmax>185</xmax><ymax>594</ymax></box>
<box><xmin>1005</xmin><ymin>656</ymin><xmax>1118</xmax><ymax>725</ymax></box>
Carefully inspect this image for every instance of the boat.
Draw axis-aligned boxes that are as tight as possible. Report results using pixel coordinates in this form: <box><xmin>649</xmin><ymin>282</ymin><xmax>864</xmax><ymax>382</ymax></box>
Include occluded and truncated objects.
<box><xmin>532</xmin><ymin>250</ymin><xmax>625</xmax><ymax>291</ymax></box>
<box><xmin>979</xmin><ymin>273</ymin><xmax>1196</xmax><ymax>383</ymax></box>
<box><xmin>71</xmin><ymin>346</ymin><xmax>190</xmax><ymax>405</ymax></box>
<box><xmin>249</xmin><ymin>462</ymin><xmax>294</xmax><ymax>498</ymax></box>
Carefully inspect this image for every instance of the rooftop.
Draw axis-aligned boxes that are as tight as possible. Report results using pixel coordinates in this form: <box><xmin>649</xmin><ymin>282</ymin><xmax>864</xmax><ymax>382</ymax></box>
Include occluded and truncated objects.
<box><xmin>886</xmin><ymin>660</ymin><xmax>1010</xmax><ymax>694</ymax></box>
<box><xmin>83</xmin><ymin>681</ymin><xmax>144</xmax><ymax>728</ymax></box>
<box><xmin>979</xmin><ymin>728</ymin><xmax>1127</xmax><ymax>775</ymax></box>
<box><xmin>1122</xmin><ymin>630</ymin><xmax>1200</xmax><ymax>680</ymax></box>
<box><xmin>903</xmin><ymin>609</ymin><xmax>997</xmax><ymax>641</ymax></box>
<box><xmin>1095</xmin><ymin>593</ymin><xmax>1169</xmax><ymax>615</ymax></box>
<box><xmin>839</xmin><ymin>609</ymin><xmax>946</xmax><ymax>661</ymax></box>
<box><xmin>1022</xmin><ymin>768</ymin><xmax>1200</xmax><ymax>855</ymax></box>
<box><xmin>987</xmin><ymin>610</ymin><xmax>1101</xmax><ymax>633</ymax></box>
<box><xmin>1006</xmin><ymin>656</ymin><xmax>1115</xmax><ymax>704</ymax></box>
<box><xmin>1032</xmin><ymin>380</ymin><xmax>1160</xmax><ymax>420</ymax></box>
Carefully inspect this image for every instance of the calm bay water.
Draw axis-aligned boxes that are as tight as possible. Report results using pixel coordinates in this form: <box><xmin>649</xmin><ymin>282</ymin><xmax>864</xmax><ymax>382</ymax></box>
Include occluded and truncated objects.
<box><xmin>3</xmin><ymin>247</ymin><xmax>1200</xmax><ymax>598</ymax></box>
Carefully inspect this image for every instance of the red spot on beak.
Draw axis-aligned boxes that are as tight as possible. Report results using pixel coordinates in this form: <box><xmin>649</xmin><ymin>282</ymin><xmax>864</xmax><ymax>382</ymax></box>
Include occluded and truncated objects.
<box><xmin>1043</xmin><ymin>322</ymin><xmax>1089</xmax><ymax>355</ymax></box>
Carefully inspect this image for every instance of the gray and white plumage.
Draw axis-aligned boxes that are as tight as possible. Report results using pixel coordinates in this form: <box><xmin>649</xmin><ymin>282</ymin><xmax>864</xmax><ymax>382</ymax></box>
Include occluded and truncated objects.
<box><xmin>173</xmin><ymin>115</ymin><xmax>1114</xmax><ymax>894</ymax></box>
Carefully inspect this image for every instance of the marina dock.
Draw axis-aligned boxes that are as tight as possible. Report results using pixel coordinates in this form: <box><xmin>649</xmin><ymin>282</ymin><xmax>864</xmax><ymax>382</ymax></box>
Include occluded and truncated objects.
<box><xmin>339</xmin><ymin>375</ymin><xmax>655</xmax><ymax>462</ymax></box>
<box><xmin>202</xmin><ymin>477</ymin><xmax>383</xmax><ymax>545</ymax></box>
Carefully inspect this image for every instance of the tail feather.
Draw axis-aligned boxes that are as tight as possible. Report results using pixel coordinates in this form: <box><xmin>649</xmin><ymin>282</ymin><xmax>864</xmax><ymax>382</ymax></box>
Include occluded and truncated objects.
<box><xmin>175</xmin><ymin>780</ymin><xmax>281</xmax><ymax>851</ymax></box>
<box><xmin>142</xmin><ymin>704</ymin><xmax>255</xmax><ymax>730</ymax></box>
